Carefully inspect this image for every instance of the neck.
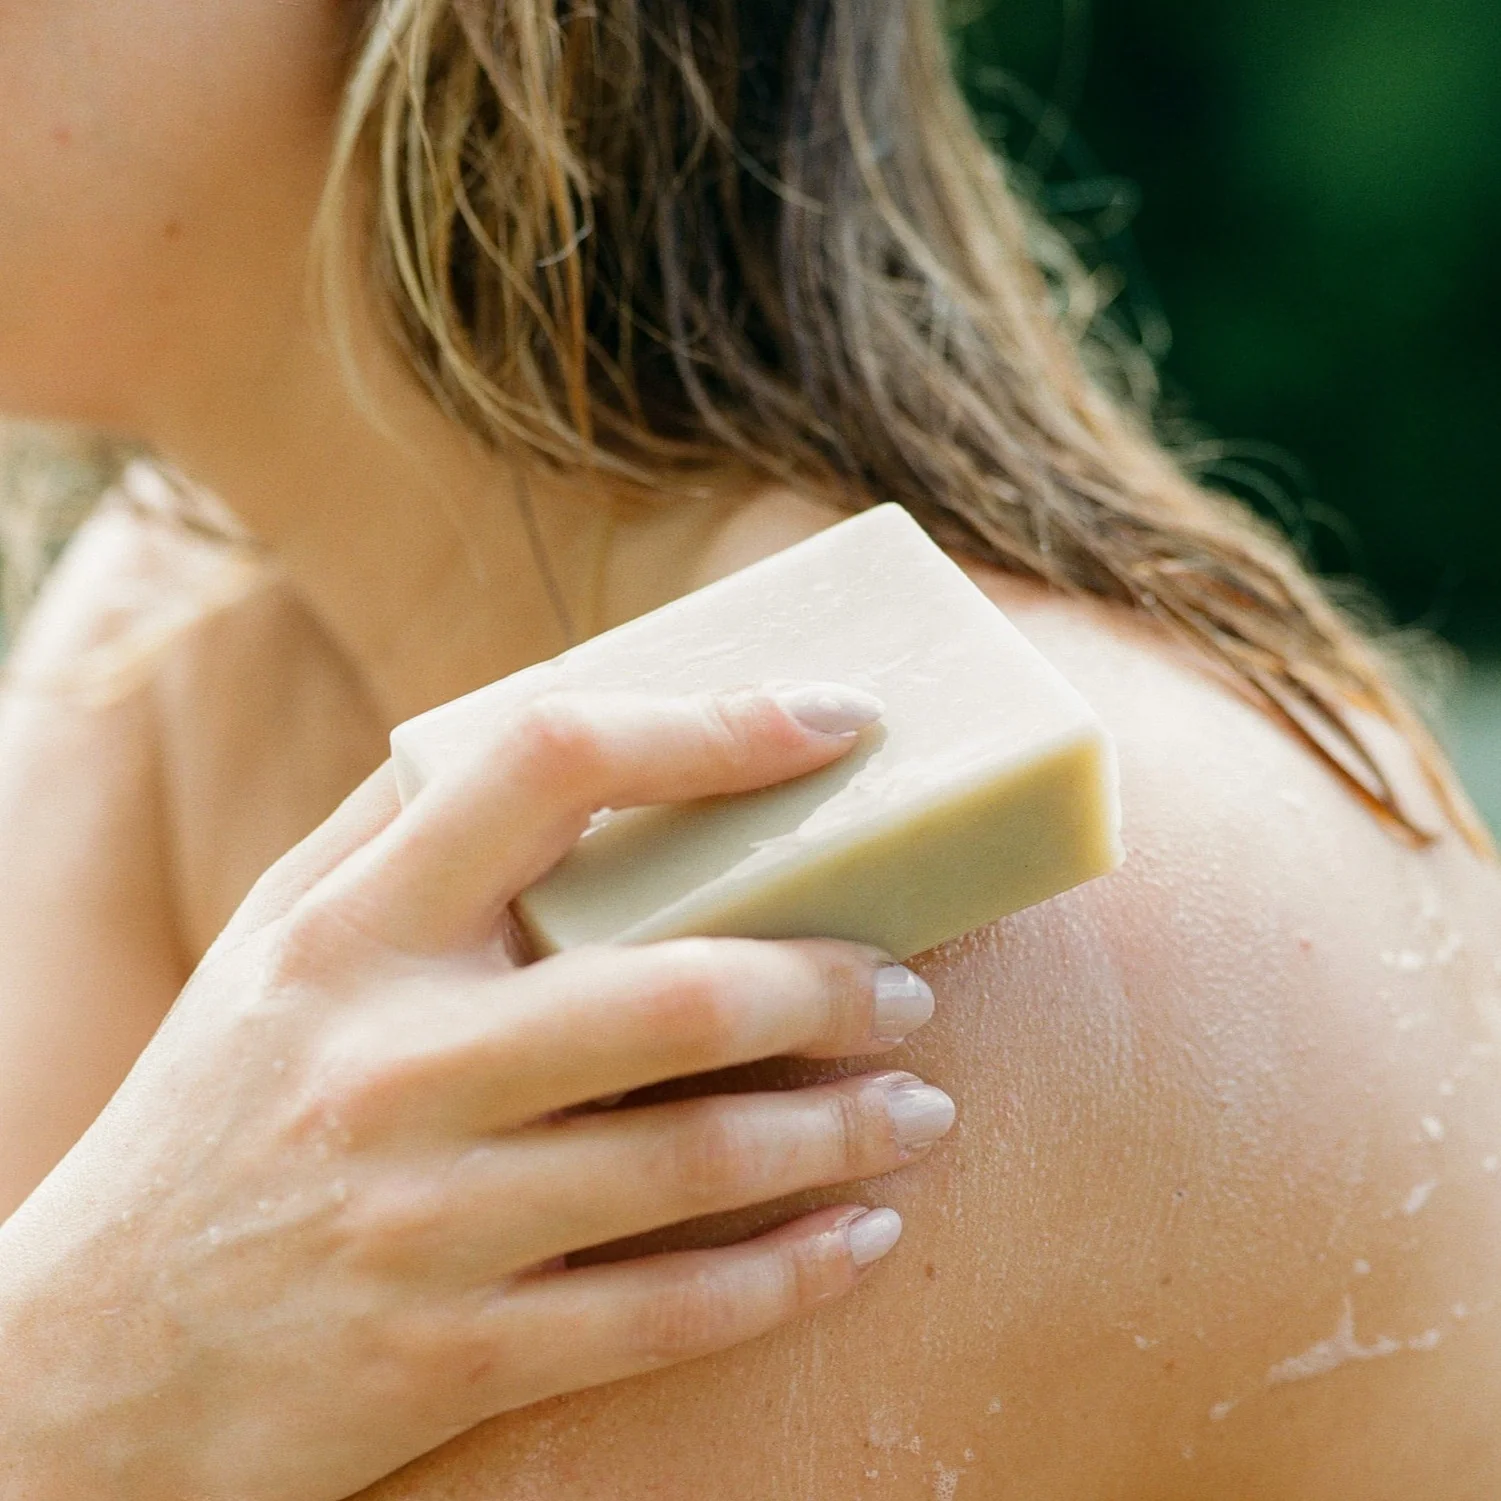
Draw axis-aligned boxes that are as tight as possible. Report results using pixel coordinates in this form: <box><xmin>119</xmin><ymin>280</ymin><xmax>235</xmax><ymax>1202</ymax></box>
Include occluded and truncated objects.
<box><xmin>142</xmin><ymin>325</ymin><xmax>745</xmax><ymax>729</ymax></box>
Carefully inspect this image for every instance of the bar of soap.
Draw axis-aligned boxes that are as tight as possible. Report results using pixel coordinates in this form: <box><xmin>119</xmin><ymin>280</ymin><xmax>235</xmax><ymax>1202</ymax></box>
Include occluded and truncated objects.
<box><xmin>391</xmin><ymin>504</ymin><xmax>1123</xmax><ymax>960</ymax></box>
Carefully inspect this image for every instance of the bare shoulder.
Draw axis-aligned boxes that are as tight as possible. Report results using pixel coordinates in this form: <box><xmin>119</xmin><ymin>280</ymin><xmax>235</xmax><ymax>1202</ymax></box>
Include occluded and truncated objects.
<box><xmin>4</xmin><ymin>490</ymin><xmax>253</xmax><ymax>681</ymax></box>
<box><xmin>4</xmin><ymin>492</ymin><xmax>386</xmax><ymax>953</ymax></box>
<box><xmin>0</xmin><ymin>495</ymin><xmax>386</xmax><ymax>1209</ymax></box>
<box><xmin>365</xmin><ymin>571</ymin><xmax>1501</xmax><ymax>1500</ymax></box>
<box><xmin>0</xmin><ymin>491</ymin><xmax>252</xmax><ymax>944</ymax></box>
<box><xmin>952</xmin><ymin>571</ymin><xmax>1501</xmax><ymax>1493</ymax></box>
<box><xmin>0</xmin><ymin>494</ymin><xmax>252</xmax><ymax>1210</ymax></box>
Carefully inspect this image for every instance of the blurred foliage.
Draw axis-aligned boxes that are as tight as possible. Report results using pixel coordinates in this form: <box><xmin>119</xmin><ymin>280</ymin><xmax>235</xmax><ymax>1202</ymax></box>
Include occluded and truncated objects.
<box><xmin>955</xmin><ymin>0</ymin><xmax>1501</xmax><ymax>646</ymax></box>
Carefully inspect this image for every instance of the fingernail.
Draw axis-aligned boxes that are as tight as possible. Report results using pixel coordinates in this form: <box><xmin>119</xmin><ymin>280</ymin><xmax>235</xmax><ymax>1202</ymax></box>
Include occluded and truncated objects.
<box><xmin>883</xmin><ymin>1077</ymin><xmax>956</xmax><ymax>1149</ymax></box>
<box><xmin>772</xmin><ymin>683</ymin><xmax>885</xmax><ymax>738</ymax></box>
<box><xmin>872</xmin><ymin>964</ymin><xmax>935</xmax><ymax>1042</ymax></box>
<box><xmin>847</xmin><ymin>1207</ymin><xmax>904</xmax><ymax>1267</ymax></box>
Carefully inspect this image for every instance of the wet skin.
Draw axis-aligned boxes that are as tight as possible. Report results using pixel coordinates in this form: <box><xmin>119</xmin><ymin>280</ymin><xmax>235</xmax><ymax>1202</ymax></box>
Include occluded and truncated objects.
<box><xmin>2</xmin><ymin>0</ymin><xmax>1499</xmax><ymax>1491</ymax></box>
<box><xmin>3</xmin><ymin>492</ymin><xmax>1498</xmax><ymax>1498</ymax></box>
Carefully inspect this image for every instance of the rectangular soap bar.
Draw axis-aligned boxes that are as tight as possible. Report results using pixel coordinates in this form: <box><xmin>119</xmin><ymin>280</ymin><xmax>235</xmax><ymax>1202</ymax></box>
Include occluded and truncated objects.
<box><xmin>391</xmin><ymin>504</ymin><xmax>1123</xmax><ymax>960</ymax></box>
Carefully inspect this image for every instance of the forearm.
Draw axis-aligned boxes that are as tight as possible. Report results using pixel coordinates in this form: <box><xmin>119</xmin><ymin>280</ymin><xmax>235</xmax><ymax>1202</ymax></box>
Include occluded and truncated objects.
<box><xmin>0</xmin><ymin>1308</ymin><xmax>107</xmax><ymax>1501</ymax></box>
<box><xmin>0</xmin><ymin>1177</ymin><xmax>197</xmax><ymax>1501</ymax></box>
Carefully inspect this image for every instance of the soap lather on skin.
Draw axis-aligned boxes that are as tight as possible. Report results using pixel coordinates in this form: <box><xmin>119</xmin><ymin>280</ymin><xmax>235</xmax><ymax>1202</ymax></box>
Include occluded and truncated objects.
<box><xmin>392</xmin><ymin>505</ymin><xmax>1125</xmax><ymax>960</ymax></box>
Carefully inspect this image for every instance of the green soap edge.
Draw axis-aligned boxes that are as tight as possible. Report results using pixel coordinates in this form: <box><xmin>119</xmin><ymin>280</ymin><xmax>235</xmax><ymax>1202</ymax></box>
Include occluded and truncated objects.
<box><xmin>519</xmin><ymin>733</ymin><xmax>1122</xmax><ymax>961</ymax></box>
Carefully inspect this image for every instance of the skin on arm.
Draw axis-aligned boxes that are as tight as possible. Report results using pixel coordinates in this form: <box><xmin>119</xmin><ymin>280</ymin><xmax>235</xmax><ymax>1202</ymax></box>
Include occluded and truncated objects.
<box><xmin>356</xmin><ymin>579</ymin><xmax>1501</xmax><ymax>1501</ymax></box>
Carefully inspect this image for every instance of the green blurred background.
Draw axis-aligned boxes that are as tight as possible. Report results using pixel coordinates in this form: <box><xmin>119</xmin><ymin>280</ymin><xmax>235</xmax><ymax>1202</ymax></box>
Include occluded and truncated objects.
<box><xmin>955</xmin><ymin>0</ymin><xmax>1500</xmax><ymax>829</ymax></box>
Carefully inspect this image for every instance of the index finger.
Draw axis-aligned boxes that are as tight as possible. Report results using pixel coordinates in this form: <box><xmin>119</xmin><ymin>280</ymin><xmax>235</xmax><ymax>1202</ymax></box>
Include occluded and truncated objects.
<box><xmin>310</xmin><ymin>683</ymin><xmax>883</xmax><ymax>955</ymax></box>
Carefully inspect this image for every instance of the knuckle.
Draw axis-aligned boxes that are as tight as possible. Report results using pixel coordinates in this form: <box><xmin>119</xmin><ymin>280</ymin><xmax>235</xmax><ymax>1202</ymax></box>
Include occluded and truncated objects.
<box><xmin>263</xmin><ymin>900</ymin><xmax>364</xmax><ymax>994</ymax></box>
<box><xmin>697</xmin><ymin>694</ymin><xmax>758</xmax><ymax>764</ymax></box>
<box><xmin>666</xmin><ymin>1103</ymin><xmax>763</xmax><ymax>1212</ymax></box>
<box><xmin>504</xmin><ymin>695</ymin><xmax>608</xmax><ymax>790</ymax></box>
<box><xmin>783</xmin><ymin>1223</ymin><xmax>855</xmax><ymax>1310</ymax></box>
<box><xmin>639</xmin><ymin>941</ymin><xmax>746</xmax><ymax>1057</ymax></box>
<box><xmin>633</xmin><ymin>1267</ymin><xmax>735</xmax><ymax>1365</ymax></box>
<box><xmin>700</xmin><ymin>690</ymin><xmax>802</xmax><ymax>765</ymax></box>
<box><xmin>284</xmin><ymin>1064</ymin><xmax>367</xmax><ymax>1151</ymax></box>
<box><xmin>722</xmin><ymin>940</ymin><xmax>838</xmax><ymax>1054</ymax></box>
<box><xmin>294</xmin><ymin>1024</ymin><xmax>416</xmax><ymax>1147</ymax></box>
<box><xmin>783</xmin><ymin>942</ymin><xmax>849</xmax><ymax>1030</ymax></box>
<box><xmin>824</xmin><ymin>1086</ymin><xmax>871</xmax><ymax>1176</ymax></box>
<box><xmin>827</xmin><ymin>948</ymin><xmax>875</xmax><ymax>1038</ymax></box>
<box><xmin>349</xmin><ymin>1305</ymin><xmax>472</xmax><ymax>1410</ymax></box>
<box><xmin>334</xmin><ymin>1172</ymin><xmax>449</xmax><ymax>1270</ymax></box>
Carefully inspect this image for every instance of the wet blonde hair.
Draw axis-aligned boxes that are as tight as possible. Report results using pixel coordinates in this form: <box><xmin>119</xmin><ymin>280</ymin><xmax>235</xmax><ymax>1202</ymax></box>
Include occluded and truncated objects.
<box><xmin>309</xmin><ymin>0</ymin><xmax>1487</xmax><ymax>851</ymax></box>
<box><xmin>3</xmin><ymin>0</ymin><xmax>1488</xmax><ymax>852</ymax></box>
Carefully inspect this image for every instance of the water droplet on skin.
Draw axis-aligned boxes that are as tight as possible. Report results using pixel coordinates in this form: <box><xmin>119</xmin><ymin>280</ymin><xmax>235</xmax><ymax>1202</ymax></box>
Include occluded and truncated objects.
<box><xmin>1483</xmin><ymin>1156</ymin><xmax>1500</xmax><ymax>1174</ymax></box>
<box><xmin>1381</xmin><ymin>949</ymin><xmax>1427</xmax><ymax>973</ymax></box>
<box><xmin>271</xmin><ymin>1058</ymin><xmax>288</xmax><ymax>1075</ymax></box>
<box><xmin>1439</xmin><ymin>1080</ymin><xmax>1456</xmax><ymax>1097</ymax></box>
<box><xmin>206</xmin><ymin>1225</ymin><xmax>224</xmax><ymax>1247</ymax></box>
<box><xmin>1352</xmin><ymin>1259</ymin><xmax>1371</xmax><ymax>1276</ymax></box>
<box><xmin>930</xmin><ymin>1459</ymin><xmax>960</xmax><ymax>1500</ymax></box>
<box><xmin>1267</xmin><ymin>1297</ymin><xmax>1399</xmax><ymax>1384</ymax></box>
<box><xmin>1420</xmin><ymin>1116</ymin><xmax>1446</xmax><ymax>1142</ymax></box>
<box><xmin>1434</xmin><ymin>932</ymin><xmax>1464</xmax><ymax>966</ymax></box>
<box><xmin>1133</xmin><ymin>1333</ymin><xmax>1156</xmax><ymax>1350</ymax></box>
<box><xmin>1402</xmin><ymin>1179</ymin><xmax>1438</xmax><ymax>1216</ymax></box>
<box><xmin>986</xmin><ymin>1397</ymin><xmax>1003</xmax><ymax>1415</ymax></box>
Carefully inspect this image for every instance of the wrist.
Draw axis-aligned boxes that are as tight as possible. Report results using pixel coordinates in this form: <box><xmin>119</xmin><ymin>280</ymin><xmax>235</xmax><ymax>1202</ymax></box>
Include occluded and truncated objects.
<box><xmin>0</xmin><ymin>1274</ymin><xmax>81</xmax><ymax>1501</ymax></box>
<box><xmin>0</xmin><ymin>1217</ymin><xmax>188</xmax><ymax>1501</ymax></box>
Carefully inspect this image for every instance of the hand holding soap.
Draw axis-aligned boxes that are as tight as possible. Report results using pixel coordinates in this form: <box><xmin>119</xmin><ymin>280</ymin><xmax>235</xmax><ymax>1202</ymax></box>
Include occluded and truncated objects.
<box><xmin>392</xmin><ymin>504</ymin><xmax>1123</xmax><ymax>960</ymax></box>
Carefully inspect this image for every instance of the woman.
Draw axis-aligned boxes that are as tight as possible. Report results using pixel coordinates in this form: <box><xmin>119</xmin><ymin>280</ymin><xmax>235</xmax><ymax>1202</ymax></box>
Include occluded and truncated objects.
<box><xmin>1</xmin><ymin>0</ymin><xmax>1498</xmax><ymax>1496</ymax></box>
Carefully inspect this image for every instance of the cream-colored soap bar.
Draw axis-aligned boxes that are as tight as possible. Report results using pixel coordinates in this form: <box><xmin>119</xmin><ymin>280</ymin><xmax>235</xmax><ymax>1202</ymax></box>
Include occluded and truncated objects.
<box><xmin>392</xmin><ymin>504</ymin><xmax>1123</xmax><ymax>960</ymax></box>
